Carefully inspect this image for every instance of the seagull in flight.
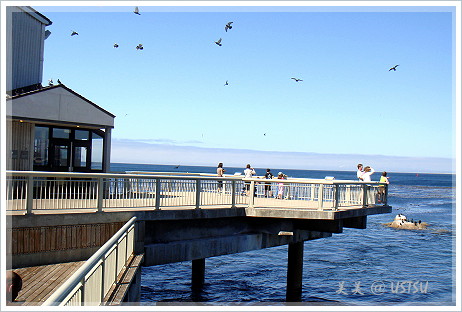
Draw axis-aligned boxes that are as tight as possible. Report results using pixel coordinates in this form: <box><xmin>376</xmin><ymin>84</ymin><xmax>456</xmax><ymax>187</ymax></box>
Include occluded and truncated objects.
<box><xmin>224</xmin><ymin>80</ymin><xmax>229</xmax><ymax>86</ymax></box>
<box><xmin>134</xmin><ymin>6</ymin><xmax>140</xmax><ymax>15</ymax></box>
<box><xmin>389</xmin><ymin>64</ymin><xmax>399</xmax><ymax>71</ymax></box>
<box><xmin>71</xmin><ymin>31</ymin><xmax>79</xmax><ymax>36</ymax></box>
<box><xmin>291</xmin><ymin>77</ymin><xmax>303</xmax><ymax>82</ymax></box>
<box><xmin>215</xmin><ymin>38</ymin><xmax>222</xmax><ymax>46</ymax></box>
<box><xmin>114</xmin><ymin>43</ymin><xmax>119</xmax><ymax>48</ymax></box>
<box><xmin>225</xmin><ymin>22</ymin><xmax>233</xmax><ymax>32</ymax></box>
<box><xmin>136</xmin><ymin>44</ymin><xmax>144</xmax><ymax>50</ymax></box>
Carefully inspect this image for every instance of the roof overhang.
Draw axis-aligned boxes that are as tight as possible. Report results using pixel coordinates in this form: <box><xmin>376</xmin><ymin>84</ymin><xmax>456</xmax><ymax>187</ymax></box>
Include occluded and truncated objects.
<box><xmin>7</xmin><ymin>84</ymin><xmax>115</xmax><ymax>129</ymax></box>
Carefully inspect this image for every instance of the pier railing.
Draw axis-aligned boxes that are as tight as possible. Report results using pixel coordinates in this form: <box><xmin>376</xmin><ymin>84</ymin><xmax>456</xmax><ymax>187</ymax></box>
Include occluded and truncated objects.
<box><xmin>6</xmin><ymin>171</ymin><xmax>387</xmax><ymax>214</ymax></box>
<box><xmin>42</xmin><ymin>216</ymin><xmax>136</xmax><ymax>306</ymax></box>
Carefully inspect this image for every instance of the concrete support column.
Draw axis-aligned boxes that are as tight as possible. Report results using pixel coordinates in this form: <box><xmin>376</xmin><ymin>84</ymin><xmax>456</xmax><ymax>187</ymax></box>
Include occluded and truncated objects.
<box><xmin>191</xmin><ymin>258</ymin><xmax>205</xmax><ymax>290</ymax></box>
<box><xmin>103</xmin><ymin>127</ymin><xmax>112</xmax><ymax>173</ymax></box>
<box><xmin>286</xmin><ymin>241</ymin><xmax>304</xmax><ymax>302</ymax></box>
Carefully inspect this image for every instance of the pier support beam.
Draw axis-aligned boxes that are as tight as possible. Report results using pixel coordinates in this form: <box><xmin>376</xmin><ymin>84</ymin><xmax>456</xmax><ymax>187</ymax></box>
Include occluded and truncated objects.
<box><xmin>191</xmin><ymin>258</ymin><xmax>205</xmax><ymax>290</ymax></box>
<box><xmin>286</xmin><ymin>242</ymin><xmax>304</xmax><ymax>302</ymax></box>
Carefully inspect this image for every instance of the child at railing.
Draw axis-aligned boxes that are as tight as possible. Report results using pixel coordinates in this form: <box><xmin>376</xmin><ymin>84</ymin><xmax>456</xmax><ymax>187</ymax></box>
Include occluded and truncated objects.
<box><xmin>277</xmin><ymin>172</ymin><xmax>286</xmax><ymax>199</ymax></box>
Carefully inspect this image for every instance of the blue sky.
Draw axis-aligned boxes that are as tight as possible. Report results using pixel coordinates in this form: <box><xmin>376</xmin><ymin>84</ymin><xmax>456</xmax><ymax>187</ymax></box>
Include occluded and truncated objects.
<box><xmin>31</xmin><ymin>2</ymin><xmax>458</xmax><ymax>173</ymax></box>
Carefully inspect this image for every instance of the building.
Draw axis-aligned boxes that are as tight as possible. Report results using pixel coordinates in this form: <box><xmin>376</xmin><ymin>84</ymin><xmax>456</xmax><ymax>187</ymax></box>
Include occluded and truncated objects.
<box><xmin>5</xmin><ymin>6</ymin><xmax>114</xmax><ymax>172</ymax></box>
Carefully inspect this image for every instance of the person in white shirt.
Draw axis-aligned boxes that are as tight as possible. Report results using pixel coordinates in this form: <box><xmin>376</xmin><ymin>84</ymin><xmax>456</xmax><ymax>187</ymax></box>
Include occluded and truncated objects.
<box><xmin>357</xmin><ymin>164</ymin><xmax>364</xmax><ymax>181</ymax></box>
<box><xmin>361</xmin><ymin>166</ymin><xmax>375</xmax><ymax>182</ymax></box>
<box><xmin>243</xmin><ymin>164</ymin><xmax>256</xmax><ymax>195</ymax></box>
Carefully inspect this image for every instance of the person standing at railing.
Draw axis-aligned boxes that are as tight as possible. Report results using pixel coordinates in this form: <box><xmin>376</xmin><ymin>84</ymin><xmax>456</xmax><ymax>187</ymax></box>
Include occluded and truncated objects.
<box><xmin>361</xmin><ymin>166</ymin><xmax>375</xmax><ymax>182</ymax></box>
<box><xmin>277</xmin><ymin>172</ymin><xmax>286</xmax><ymax>199</ymax></box>
<box><xmin>217</xmin><ymin>162</ymin><xmax>225</xmax><ymax>193</ymax></box>
<box><xmin>357</xmin><ymin>164</ymin><xmax>364</xmax><ymax>181</ymax></box>
<box><xmin>243</xmin><ymin>164</ymin><xmax>256</xmax><ymax>196</ymax></box>
<box><xmin>264</xmin><ymin>169</ymin><xmax>274</xmax><ymax>198</ymax></box>
<box><xmin>378</xmin><ymin>171</ymin><xmax>390</xmax><ymax>203</ymax></box>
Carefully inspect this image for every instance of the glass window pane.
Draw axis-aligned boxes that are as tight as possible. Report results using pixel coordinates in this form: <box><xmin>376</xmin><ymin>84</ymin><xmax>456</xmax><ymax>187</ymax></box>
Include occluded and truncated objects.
<box><xmin>54</xmin><ymin>145</ymin><xmax>68</xmax><ymax>167</ymax></box>
<box><xmin>34</xmin><ymin>126</ymin><xmax>49</xmax><ymax>166</ymax></box>
<box><xmin>52</xmin><ymin>128</ymin><xmax>70</xmax><ymax>139</ymax></box>
<box><xmin>75</xmin><ymin>130</ymin><xmax>89</xmax><ymax>140</ymax></box>
<box><xmin>74</xmin><ymin>146</ymin><xmax>88</xmax><ymax>167</ymax></box>
<box><xmin>91</xmin><ymin>133</ymin><xmax>104</xmax><ymax>170</ymax></box>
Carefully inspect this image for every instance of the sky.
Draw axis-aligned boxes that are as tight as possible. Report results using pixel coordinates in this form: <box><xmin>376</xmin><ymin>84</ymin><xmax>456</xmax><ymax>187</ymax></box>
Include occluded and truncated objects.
<box><xmin>25</xmin><ymin>2</ymin><xmax>459</xmax><ymax>173</ymax></box>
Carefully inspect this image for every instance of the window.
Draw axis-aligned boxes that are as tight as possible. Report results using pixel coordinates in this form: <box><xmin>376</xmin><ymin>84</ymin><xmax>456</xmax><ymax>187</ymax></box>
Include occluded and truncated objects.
<box><xmin>74</xmin><ymin>146</ymin><xmax>88</xmax><ymax>167</ymax></box>
<box><xmin>91</xmin><ymin>132</ymin><xmax>104</xmax><ymax>170</ymax></box>
<box><xmin>34</xmin><ymin>126</ymin><xmax>49</xmax><ymax>166</ymax></box>
<box><xmin>52</xmin><ymin>128</ymin><xmax>71</xmax><ymax>139</ymax></box>
<box><xmin>75</xmin><ymin>130</ymin><xmax>89</xmax><ymax>140</ymax></box>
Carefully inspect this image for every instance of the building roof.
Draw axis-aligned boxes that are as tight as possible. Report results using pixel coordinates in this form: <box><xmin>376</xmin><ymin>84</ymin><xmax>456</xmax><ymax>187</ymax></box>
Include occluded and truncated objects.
<box><xmin>7</xmin><ymin>84</ymin><xmax>116</xmax><ymax>128</ymax></box>
<box><xmin>18</xmin><ymin>6</ymin><xmax>52</xmax><ymax>26</ymax></box>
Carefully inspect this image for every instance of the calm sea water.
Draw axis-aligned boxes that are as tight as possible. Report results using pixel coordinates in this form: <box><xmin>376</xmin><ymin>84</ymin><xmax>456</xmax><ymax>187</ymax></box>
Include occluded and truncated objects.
<box><xmin>111</xmin><ymin>163</ymin><xmax>456</xmax><ymax>306</ymax></box>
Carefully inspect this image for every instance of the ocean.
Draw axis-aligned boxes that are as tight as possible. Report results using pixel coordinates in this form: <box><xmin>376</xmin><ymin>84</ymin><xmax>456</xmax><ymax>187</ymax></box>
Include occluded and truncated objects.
<box><xmin>111</xmin><ymin>163</ymin><xmax>456</xmax><ymax>306</ymax></box>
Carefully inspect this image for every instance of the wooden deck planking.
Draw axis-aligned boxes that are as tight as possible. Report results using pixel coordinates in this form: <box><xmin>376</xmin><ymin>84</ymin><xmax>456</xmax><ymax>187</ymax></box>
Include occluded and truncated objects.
<box><xmin>11</xmin><ymin>261</ymin><xmax>84</xmax><ymax>306</ymax></box>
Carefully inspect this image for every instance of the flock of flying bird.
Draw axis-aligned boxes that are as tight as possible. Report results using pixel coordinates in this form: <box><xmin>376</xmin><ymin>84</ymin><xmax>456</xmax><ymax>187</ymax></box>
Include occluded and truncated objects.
<box><xmin>62</xmin><ymin>7</ymin><xmax>400</xmax><ymax>87</ymax></box>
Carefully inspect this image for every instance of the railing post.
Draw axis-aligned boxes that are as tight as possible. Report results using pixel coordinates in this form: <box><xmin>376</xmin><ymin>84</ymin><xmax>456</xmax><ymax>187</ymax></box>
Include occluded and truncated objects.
<box><xmin>334</xmin><ymin>184</ymin><xmax>339</xmax><ymax>211</ymax></box>
<box><xmin>195</xmin><ymin>179</ymin><xmax>201</xmax><ymax>209</ymax></box>
<box><xmin>97</xmin><ymin>178</ymin><xmax>104</xmax><ymax>212</ymax></box>
<box><xmin>383</xmin><ymin>184</ymin><xmax>388</xmax><ymax>205</ymax></box>
<box><xmin>317</xmin><ymin>184</ymin><xmax>324</xmax><ymax>210</ymax></box>
<box><xmin>362</xmin><ymin>184</ymin><xmax>368</xmax><ymax>207</ymax></box>
<box><xmin>249</xmin><ymin>181</ymin><xmax>255</xmax><ymax>208</ymax></box>
<box><xmin>231</xmin><ymin>180</ymin><xmax>236</xmax><ymax>208</ymax></box>
<box><xmin>155</xmin><ymin>178</ymin><xmax>161</xmax><ymax>210</ymax></box>
<box><xmin>26</xmin><ymin>175</ymin><xmax>34</xmax><ymax>215</ymax></box>
<box><xmin>80</xmin><ymin>278</ymin><xmax>85</xmax><ymax>306</ymax></box>
<box><xmin>101</xmin><ymin>258</ymin><xmax>105</xmax><ymax>303</ymax></box>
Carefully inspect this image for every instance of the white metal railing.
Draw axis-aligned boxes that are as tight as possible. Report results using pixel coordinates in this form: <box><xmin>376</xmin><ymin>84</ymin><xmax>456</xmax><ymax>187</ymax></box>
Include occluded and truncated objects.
<box><xmin>5</xmin><ymin>171</ymin><xmax>388</xmax><ymax>213</ymax></box>
<box><xmin>42</xmin><ymin>216</ymin><xmax>137</xmax><ymax>306</ymax></box>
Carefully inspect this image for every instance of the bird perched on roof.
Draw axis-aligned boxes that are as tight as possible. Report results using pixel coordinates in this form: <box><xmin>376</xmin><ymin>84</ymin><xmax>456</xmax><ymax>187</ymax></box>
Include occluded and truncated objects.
<box><xmin>389</xmin><ymin>64</ymin><xmax>399</xmax><ymax>71</ymax></box>
<box><xmin>114</xmin><ymin>43</ymin><xmax>119</xmax><ymax>48</ymax></box>
<box><xmin>57</xmin><ymin>79</ymin><xmax>62</xmax><ymax>84</ymax></box>
<box><xmin>71</xmin><ymin>31</ymin><xmax>78</xmax><ymax>36</ymax></box>
<box><xmin>225</xmin><ymin>22</ymin><xmax>233</xmax><ymax>32</ymax></box>
<box><xmin>136</xmin><ymin>44</ymin><xmax>144</xmax><ymax>50</ymax></box>
<box><xmin>134</xmin><ymin>6</ymin><xmax>140</xmax><ymax>15</ymax></box>
<box><xmin>215</xmin><ymin>38</ymin><xmax>222</xmax><ymax>46</ymax></box>
<box><xmin>48</xmin><ymin>79</ymin><xmax>53</xmax><ymax>86</ymax></box>
<box><xmin>291</xmin><ymin>77</ymin><xmax>303</xmax><ymax>82</ymax></box>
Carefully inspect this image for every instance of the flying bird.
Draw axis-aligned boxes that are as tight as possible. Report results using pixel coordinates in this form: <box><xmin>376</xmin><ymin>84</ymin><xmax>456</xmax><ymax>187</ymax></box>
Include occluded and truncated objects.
<box><xmin>225</xmin><ymin>22</ymin><xmax>233</xmax><ymax>32</ymax></box>
<box><xmin>291</xmin><ymin>77</ymin><xmax>303</xmax><ymax>82</ymax></box>
<box><xmin>134</xmin><ymin>6</ymin><xmax>140</xmax><ymax>15</ymax></box>
<box><xmin>71</xmin><ymin>31</ymin><xmax>79</xmax><ymax>36</ymax></box>
<box><xmin>224</xmin><ymin>80</ymin><xmax>228</xmax><ymax>86</ymax></box>
<box><xmin>389</xmin><ymin>64</ymin><xmax>399</xmax><ymax>71</ymax></box>
<box><xmin>114</xmin><ymin>43</ymin><xmax>119</xmax><ymax>48</ymax></box>
<box><xmin>174</xmin><ymin>165</ymin><xmax>180</xmax><ymax>169</ymax></box>
<box><xmin>215</xmin><ymin>38</ymin><xmax>222</xmax><ymax>46</ymax></box>
<box><xmin>136</xmin><ymin>44</ymin><xmax>144</xmax><ymax>50</ymax></box>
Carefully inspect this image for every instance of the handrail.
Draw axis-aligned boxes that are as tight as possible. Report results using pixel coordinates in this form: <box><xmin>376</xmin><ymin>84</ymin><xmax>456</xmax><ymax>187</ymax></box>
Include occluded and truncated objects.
<box><xmin>6</xmin><ymin>170</ymin><xmax>388</xmax><ymax>213</ymax></box>
<box><xmin>42</xmin><ymin>216</ymin><xmax>137</xmax><ymax>306</ymax></box>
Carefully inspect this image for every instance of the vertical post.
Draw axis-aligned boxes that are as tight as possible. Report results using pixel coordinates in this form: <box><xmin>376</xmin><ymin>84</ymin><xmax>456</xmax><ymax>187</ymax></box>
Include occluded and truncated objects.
<box><xmin>286</xmin><ymin>241</ymin><xmax>304</xmax><ymax>302</ymax></box>
<box><xmin>101</xmin><ymin>259</ymin><xmax>106</xmax><ymax>303</ymax></box>
<box><xmin>249</xmin><ymin>180</ymin><xmax>255</xmax><ymax>208</ymax></box>
<box><xmin>362</xmin><ymin>184</ymin><xmax>368</xmax><ymax>207</ymax></box>
<box><xmin>191</xmin><ymin>258</ymin><xmax>205</xmax><ymax>290</ymax></box>
<box><xmin>231</xmin><ymin>180</ymin><xmax>236</xmax><ymax>208</ymax></box>
<box><xmin>334</xmin><ymin>184</ymin><xmax>339</xmax><ymax>211</ymax></box>
<box><xmin>80</xmin><ymin>278</ymin><xmax>85</xmax><ymax>306</ymax></box>
<box><xmin>155</xmin><ymin>178</ymin><xmax>161</xmax><ymax>210</ymax></box>
<box><xmin>195</xmin><ymin>179</ymin><xmax>201</xmax><ymax>209</ymax></box>
<box><xmin>26</xmin><ymin>175</ymin><xmax>34</xmax><ymax>215</ymax></box>
<box><xmin>97</xmin><ymin>177</ymin><xmax>104</xmax><ymax>212</ymax></box>
<box><xmin>383</xmin><ymin>184</ymin><xmax>388</xmax><ymax>205</ymax></box>
<box><xmin>317</xmin><ymin>184</ymin><xmax>324</xmax><ymax>210</ymax></box>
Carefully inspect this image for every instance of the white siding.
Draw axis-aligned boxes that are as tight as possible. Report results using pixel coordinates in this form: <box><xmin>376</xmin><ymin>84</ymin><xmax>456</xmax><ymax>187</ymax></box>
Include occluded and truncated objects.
<box><xmin>6</xmin><ymin>7</ymin><xmax>47</xmax><ymax>91</ymax></box>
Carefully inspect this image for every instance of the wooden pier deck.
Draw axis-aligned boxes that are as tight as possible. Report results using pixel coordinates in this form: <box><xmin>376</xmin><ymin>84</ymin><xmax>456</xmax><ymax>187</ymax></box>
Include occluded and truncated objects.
<box><xmin>8</xmin><ymin>261</ymin><xmax>84</xmax><ymax>306</ymax></box>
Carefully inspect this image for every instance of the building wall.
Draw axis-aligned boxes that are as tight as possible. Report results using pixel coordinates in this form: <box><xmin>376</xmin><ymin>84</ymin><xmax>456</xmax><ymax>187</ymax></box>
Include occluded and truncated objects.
<box><xmin>6</xmin><ymin>120</ymin><xmax>34</xmax><ymax>171</ymax></box>
<box><xmin>6</xmin><ymin>7</ymin><xmax>47</xmax><ymax>91</ymax></box>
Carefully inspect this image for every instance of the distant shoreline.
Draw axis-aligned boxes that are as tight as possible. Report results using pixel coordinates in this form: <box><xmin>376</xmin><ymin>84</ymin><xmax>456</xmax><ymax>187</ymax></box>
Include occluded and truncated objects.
<box><xmin>111</xmin><ymin>162</ymin><xmax>456</xmax><ymax>175</ymax></box>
